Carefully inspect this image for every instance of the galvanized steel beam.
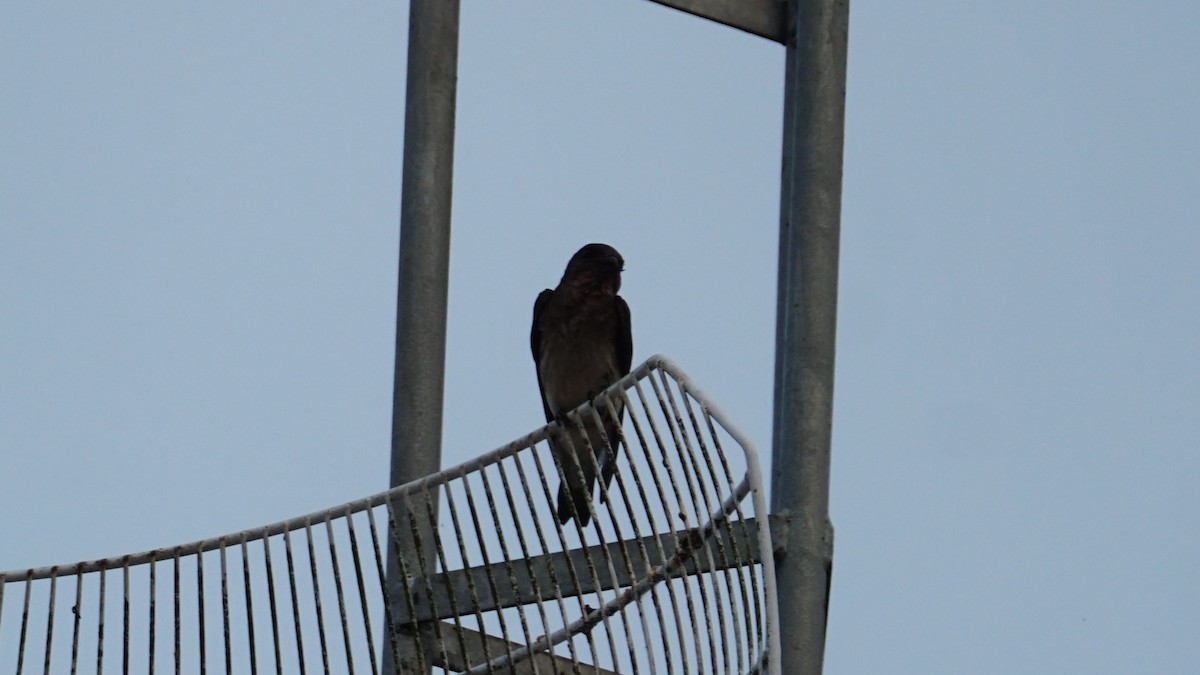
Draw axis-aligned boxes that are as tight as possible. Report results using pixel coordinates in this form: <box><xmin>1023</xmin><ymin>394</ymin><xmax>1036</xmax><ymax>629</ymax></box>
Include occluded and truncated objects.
<box><xmin>646</xmin><ymin>0</ymin><xmax>848</xmax><ymax>671</ymax></box>
<box><xmin>645</xmin><ymin>0</ymin><xmax>787</xmax><ymax>42</ymax></box>
<box><xmin>387</xmin><ymin>0</ymin><xmax>459</xmax><ymax>494</ymax></box>
<box><xmin>771</xmin><ymin>1</ymin><xmax>848</xmax><ymax>673</ymax></box>
<box><xmin>421</xmin><ymin>623</ymin><xmax>621</xmax><ymax>675</ymax></box>
<box><xmin>384</xmin><ymin>0</ymin><xmax>461</xmax><ymax>672</ymax></box>
<box><xmin>392</xmin><ymin>519</ymin><xmax>777</xmax><ymax>623</ymax></box>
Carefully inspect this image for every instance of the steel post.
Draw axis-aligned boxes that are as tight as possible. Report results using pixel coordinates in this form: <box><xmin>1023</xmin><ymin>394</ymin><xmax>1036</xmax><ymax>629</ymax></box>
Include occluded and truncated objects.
<box><xmin>383</xmin><ymin>0</ymin><xmax>460</xmax><ymax>672</ymax></box>
<box><xmin>771</xmin><ymin>0</ymin><xmax>848</xmax><ymax>673</ymax></box>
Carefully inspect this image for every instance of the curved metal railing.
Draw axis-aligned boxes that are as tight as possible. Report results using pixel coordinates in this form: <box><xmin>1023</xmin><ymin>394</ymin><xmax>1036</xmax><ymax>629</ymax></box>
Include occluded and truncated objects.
<box><xmin>1</xmin><ymin>355</ymin><xmax>779</xmax><ymax>674</ymax></box>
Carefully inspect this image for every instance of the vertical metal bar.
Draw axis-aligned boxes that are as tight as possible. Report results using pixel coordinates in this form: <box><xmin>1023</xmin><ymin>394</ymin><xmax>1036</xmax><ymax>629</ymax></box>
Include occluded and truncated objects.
<box><xmin>18</xmin><ymin>573</ymin><xmax>33</xmax><ymax>674</ymax></box>
<box><xmin>342</xmin><ymin>509</ymin><xmax>379</xmax><ymax>675</ymax></box>
<box><xmin>173</xmin><ymin>553</ymin><xmax>181</xmax><ymax>675</ymax></box>
<box><xmin>43</xmin><ymin>568</ymin><xmax>58</xmax><ymax>675</ymax></box>
<box><xmin>363</xmin><ymin>508</ymin><xmax>402</xmax><ymax>671</ymax></box>
<box><xmin>264</xmin><ymin>534</ymin><xmax>286</xmax><ymax>675</ymax></box>
<box><xmin>149</xmin><ymin>557</ymin><xmax>157</xmax><ymax>675</ymax></box>
<box><xmin>772</xmin><ymin>1</ymin><xmax>848</xmax><ymax>673</ymax></box>
<box><xmin>321</xmin><ymin>515</ymin><xmax>356</xmax><ymax>674</ymax></box>
<box><xmin>97</xmin><ymin>567</ymin><xmax>107</xmax><ymax>674</ymax></box>
<box><xmin>122</xmin><ymin>560</ymin><xmax>130</xmax><ymax>675</ymax></box>
<box><xmin>238</xmin><ymin>536</ymin><xmax>259</xmax><ymax>675</ymax></box>
<box><xmin>69</xmin><ymin>567</ymin><xmax>83</xmax><ymax>675</ymax></box>
<box><xmin>281</xmin><ymin>529</ymin><xmax>307</xmax><ymax>675</ymax></box>
<box><xmin>302</xmin><ymin>520</ymin><xmax>331</xmax><ymax>674</ymax></box>
<box><xmin>219</xmin><ymin>540</ymin><xmax>232</xmax><ymax>675</ymax></box>
<box><xmin>196</xmin><ymin>547</ymin><xmax>207</xmax><ymax>675</ymax></box>
<box><xmin>384</xmin><ymin>1</ymin><xmax>460</xmax><ymax>671</ymax></box>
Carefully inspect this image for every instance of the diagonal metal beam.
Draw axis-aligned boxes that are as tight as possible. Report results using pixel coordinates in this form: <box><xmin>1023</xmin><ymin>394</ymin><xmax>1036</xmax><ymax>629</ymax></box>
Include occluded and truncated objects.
<box><xmin>644</xmin><ymin>0</ymin><xmax>787</xmax><ymax>43</ymax></box>
<box><xmin>391</xmin><ymin>518</ymin><xmax>779</xmax><ymax>623</ymax></box>
<box><xmin>420</xmin><ymin>622</ymin><xmax>621</xmax><ymax>675</ymax></box>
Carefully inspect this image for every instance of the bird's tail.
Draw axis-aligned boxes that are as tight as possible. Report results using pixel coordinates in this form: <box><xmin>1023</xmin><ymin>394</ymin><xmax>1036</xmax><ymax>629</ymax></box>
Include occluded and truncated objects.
<box><xmin>556</xmin><ymin>482</ymin><xmax>592</xmax><ymax>527</ymax></box>
<box><xmin>552</xmin><ymin>424</ymin><xmax>599</xmax><ymax>528</ymax></box>
<box><xmin>598</xmin><ymin>402</ymin><xmax>626</xmax><ymax>505</ymax></box>
<box><xmin>552</xmin><ymin>404</ymin><xmax>627</xmax><ymax>527</ymax></box>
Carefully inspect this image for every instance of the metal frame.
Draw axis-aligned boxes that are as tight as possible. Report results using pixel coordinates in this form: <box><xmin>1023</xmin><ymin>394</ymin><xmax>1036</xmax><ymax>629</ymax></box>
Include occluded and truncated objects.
<box><xmin>387</xmin><ymin>1</ymin><xmax>848</xmax><ymax>672</ymax></box>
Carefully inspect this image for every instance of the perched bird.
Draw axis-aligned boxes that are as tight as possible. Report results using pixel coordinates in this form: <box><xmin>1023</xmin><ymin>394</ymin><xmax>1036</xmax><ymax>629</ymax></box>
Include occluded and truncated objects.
<box><xmin>531</xmin><ymin>243</ymin><xmax>633</xmax><ymax>527</ymax></box>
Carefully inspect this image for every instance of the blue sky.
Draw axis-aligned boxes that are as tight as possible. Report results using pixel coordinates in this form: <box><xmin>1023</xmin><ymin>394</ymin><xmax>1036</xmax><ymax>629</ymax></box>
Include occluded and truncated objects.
<box><xmin>3</xmin><ymin>3</ymin><xmax>1198</xmax><ymax>673</ymax></box>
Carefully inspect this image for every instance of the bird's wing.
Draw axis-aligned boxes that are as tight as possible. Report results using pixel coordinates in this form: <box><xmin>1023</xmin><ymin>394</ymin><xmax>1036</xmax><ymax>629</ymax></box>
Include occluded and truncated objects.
<box><xmin>600</xmin><ymin>295</ymin><xmax>633</xmax><ymax>497</ymax></box>
<box><xmin>531</xmin><ymin>288</ymin><xmax>555</xmax><ymax>424</ymax></box>
<box><xmin>614</xmin><ymin>295</ymin><xmax>633</xmax><ymax>377</ymax></box>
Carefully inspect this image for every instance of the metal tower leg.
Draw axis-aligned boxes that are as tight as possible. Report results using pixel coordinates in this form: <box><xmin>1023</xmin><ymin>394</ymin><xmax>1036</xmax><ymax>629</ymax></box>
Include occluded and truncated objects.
<box><xmin>384</xmin><ymin>0</ymin><xmax>461</xmax><ymax>672</ymax></box>
<box><xmin>771</xmin><ymin>1</ymin><xmax>848</xmax><ymax>673</ymax></box>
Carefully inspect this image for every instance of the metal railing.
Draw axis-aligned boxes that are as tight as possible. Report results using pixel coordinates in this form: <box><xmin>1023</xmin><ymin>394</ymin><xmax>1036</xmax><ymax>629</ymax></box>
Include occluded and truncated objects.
<box><xmin>1</xmin><ymin>355</ymin><xmax>778</xmax><ymax>674</ymax></box>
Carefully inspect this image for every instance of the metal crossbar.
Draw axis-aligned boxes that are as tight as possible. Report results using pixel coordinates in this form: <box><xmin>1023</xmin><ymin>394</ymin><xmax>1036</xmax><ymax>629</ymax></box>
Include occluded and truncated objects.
<box><xmin>1</xmin><ymin>355</ymin><xmax>779</xmax><ymax>674</ymax></box>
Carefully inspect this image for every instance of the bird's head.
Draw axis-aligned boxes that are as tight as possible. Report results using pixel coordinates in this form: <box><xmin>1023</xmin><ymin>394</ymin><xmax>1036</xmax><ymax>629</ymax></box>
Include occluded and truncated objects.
<box><xmin>561</xmin><ymin>243</ymin><xmax>625</xmax><ymax>294</ymax></box>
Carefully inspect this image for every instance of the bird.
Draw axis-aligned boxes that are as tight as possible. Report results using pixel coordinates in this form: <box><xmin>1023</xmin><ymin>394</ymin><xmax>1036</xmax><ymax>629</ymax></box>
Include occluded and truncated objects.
<box><xmin>531</xmin><ymin>243</ymin><xmax>633</xmax><ymax>527</ymax></box>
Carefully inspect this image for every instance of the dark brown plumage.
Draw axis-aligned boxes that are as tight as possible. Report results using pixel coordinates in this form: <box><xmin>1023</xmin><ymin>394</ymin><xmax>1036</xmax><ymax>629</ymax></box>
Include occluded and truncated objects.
<box><xmin>531</xmin><ymin>243</ymin><xmax>633</xmax><ymax>527</ymax></box>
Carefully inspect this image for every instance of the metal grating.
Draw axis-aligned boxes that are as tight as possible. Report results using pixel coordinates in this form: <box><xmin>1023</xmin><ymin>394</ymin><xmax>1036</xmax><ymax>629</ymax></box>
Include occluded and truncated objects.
<box><xmin>1</xmin><ymin>355</ymin><xmax>779</xmax><ymax>674</ymax></box>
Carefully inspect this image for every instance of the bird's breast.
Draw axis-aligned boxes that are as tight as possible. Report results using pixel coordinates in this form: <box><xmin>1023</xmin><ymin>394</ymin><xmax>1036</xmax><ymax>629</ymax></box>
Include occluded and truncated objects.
<box><xmin>538</xmin><ymin>325</ymin><xmax>620</xmax><ymax>416</ymax></box>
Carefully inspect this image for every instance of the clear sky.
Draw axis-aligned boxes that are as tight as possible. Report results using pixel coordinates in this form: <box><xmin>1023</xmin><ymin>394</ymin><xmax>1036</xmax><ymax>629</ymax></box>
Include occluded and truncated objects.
<box><xmin>2</xmin><ymin>2</ymin><xmax>1197</xmax><ymax>673</ymax></box>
